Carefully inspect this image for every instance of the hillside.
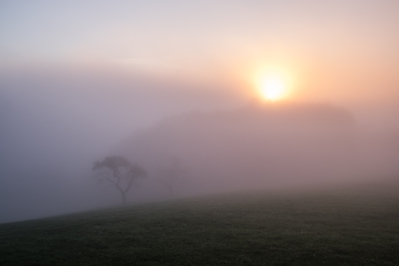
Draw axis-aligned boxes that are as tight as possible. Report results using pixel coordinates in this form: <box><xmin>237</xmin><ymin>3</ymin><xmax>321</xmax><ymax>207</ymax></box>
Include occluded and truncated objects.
<box><xmin>117</xmin><ymin>102</ymin><xmax>394</xmax><ymax>196</ymax></box>
<box><xmin>1</xmin><ymin>184</ymin><xmax>399</xmax><ymax>265</ymax></box>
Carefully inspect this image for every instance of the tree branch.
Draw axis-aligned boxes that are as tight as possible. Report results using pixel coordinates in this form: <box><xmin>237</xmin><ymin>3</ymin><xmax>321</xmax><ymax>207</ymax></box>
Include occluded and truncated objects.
<box><xmin>123</xmin><ymin>177</ymin><xmax>135</xmax><ymax>193</ymax></box>
<box><xmin>104</xmin><ymin>176</ymin><xmax>119</xmax><ymax>188</ymax></box>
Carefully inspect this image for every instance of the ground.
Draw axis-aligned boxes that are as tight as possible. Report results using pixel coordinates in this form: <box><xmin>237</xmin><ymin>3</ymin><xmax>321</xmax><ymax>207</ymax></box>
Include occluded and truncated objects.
<box><xmin>1</xmin><ymin>183</ymin><xmax>399</xmax><ymax>265</ymax></box>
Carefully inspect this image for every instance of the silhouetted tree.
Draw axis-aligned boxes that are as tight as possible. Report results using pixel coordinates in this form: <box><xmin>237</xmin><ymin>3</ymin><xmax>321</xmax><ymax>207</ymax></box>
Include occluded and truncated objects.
<box><xmin>92</xmin><ymin>156</ymin><xmax>146</xmax><ymax>204</ymax></box>
<box><xmin>157</xmin><ymin>157</ymin><xmax>187</xmax><ymax>197</ymax></box>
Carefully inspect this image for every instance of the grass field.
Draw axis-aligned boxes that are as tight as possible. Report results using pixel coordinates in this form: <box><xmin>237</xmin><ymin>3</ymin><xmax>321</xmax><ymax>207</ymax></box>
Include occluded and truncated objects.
<box><xmin>1</xmin><ymin>184</ymin><xmax>399</xmax><ymax>265</ymax></box>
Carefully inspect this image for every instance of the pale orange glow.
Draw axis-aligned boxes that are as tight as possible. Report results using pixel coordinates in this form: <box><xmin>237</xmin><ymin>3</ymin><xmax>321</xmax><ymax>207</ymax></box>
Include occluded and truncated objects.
<box><xmin>252</xmin><ymin>66</ymin><xmax>294</xmax><ymax>102</ymax></box>
<box><xmin>260</xmin><ymin>75</ymin><xmax>286</xmax><ymax>101</ymax></box>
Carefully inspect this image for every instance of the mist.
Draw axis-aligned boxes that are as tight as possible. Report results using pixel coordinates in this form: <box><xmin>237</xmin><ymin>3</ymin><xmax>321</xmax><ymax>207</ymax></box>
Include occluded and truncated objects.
<box><xmin>0</xmin><ymin>66</ymin><xmax>245</xmax><ymax>223</ymax></box>
<box><xmin>1</xmin><ymin>0</ymin><xmax>399</xmax><ymax>224</ymax></box>
<box><xmin>0</xmin><ymin>65</ymin><xmax>398</xmax><ymax>224</ymax></box>
<box><xmin>119</xmin><ymin>102</ymin><xmax>398</xmax><ymax>195</ymax></box>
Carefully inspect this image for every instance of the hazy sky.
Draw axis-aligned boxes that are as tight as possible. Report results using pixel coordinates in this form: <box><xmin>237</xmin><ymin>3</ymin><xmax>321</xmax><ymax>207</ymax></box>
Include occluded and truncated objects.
<box><xmin>1</xmin><ymin>0</ymin><xmax>398</xmax><ymax>106</ymax></box>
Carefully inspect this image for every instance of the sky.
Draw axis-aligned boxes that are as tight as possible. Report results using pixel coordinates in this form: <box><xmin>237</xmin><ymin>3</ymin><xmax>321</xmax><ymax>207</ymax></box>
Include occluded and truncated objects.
<box><xmin>0</xmin><ymin>0</ymin><xmax>398</xmax><ymax>223</ymax></box>
<box><xmin>1</xmin><ymin>0</ymin><xmax>399</xmax><ymax>105</ymax></box>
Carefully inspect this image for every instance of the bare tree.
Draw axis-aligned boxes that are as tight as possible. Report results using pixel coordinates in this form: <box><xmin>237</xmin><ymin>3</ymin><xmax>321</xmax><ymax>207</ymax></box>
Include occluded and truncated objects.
<box><xmin>157</xmin><ymin>157</ymin><xmax>187</xmax><ymax>197</ymax></box>
<box><xmin>92</xmin><ymin>156</ymin><xmax>146</xmax><ymax>204</ymax></box>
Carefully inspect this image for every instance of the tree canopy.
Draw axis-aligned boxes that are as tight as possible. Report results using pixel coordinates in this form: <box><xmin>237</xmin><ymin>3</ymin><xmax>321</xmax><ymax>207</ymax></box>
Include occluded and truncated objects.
<box><xmin>92</xmin><ymin>156</ymin><xmax>146</xmax><ymax>204</ymax></box>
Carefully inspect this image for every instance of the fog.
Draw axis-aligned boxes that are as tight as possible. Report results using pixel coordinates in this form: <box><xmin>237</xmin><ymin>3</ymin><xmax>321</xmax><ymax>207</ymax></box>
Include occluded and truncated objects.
<box><xmin>1</xmin><ymin>0</ymin><xmax>398</xmax><ymax>223</ymax></box>
<box><xmin>119</xmin><ymin>102</ymin><xmax>398</xmax><ymax>194</ymax></box>
<box><xmin>0</xmin><ymin>66</ymin><xmax>245</xmax><ymax>223</ymax></box>
<box><xmin>0</xmin><ymin>67</ymin><xmax>398</xmax><ymax>224</ymax></box>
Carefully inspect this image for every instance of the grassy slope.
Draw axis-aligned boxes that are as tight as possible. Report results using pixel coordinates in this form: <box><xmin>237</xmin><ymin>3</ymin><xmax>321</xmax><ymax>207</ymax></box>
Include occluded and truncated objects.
<box><xmin>1</xmin><ymin>185</ymin><xmax>399</xmax><ymax>266</ymax></box>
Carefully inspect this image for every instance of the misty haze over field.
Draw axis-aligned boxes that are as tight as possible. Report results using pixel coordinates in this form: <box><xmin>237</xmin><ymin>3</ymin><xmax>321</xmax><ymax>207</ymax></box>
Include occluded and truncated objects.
<box><xmin>1</xmin><ymin>67</ymin><xmax>398</xmax><ymax>223</ymax></box>
<box><xmin>0</xmin><ymin>67</ymin><xmax>245</xmax><ymax>223</ymax></box>
<box><xmin>1</xmin><ymin>1</ymin><xmax>399</xmax><ymax>223</ymax></box>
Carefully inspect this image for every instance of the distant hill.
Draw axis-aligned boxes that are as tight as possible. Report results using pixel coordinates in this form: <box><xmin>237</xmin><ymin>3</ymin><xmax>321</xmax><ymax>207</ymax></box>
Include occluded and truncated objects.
<box><xmin>117</xmin><ymin>103</ymin><xmax>363</xmax><ymax>195</ymax></box>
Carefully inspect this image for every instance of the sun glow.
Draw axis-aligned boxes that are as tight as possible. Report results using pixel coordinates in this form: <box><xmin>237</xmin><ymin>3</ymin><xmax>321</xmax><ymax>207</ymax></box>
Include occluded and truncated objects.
<box><xmin>260</xmin><ymin>76</ymin><xmax>286</xmax><ymax>101</ymax></box>
<box><xmin>253</xmin><ymin>67</ymin><xmax>292</xmax><ymax>102</ymax></box>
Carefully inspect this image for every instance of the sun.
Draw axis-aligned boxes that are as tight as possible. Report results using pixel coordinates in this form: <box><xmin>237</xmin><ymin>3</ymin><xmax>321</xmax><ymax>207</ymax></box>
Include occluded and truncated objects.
<box><xmin>260</xmin><ymin>75</ymin><xmax>286</xmax><ymax>101</ymax></box>
<box><xmin>253</xmin><ymin>67</ymin><xmax>292</xmax><ymax>102</ymax></box>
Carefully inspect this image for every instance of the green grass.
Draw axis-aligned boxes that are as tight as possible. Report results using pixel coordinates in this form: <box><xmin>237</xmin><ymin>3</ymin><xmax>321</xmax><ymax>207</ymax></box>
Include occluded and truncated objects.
<box><xmin>1</xmin><ymin>185</ymin><xmax>399</xmax><ymax>265</ymax></box>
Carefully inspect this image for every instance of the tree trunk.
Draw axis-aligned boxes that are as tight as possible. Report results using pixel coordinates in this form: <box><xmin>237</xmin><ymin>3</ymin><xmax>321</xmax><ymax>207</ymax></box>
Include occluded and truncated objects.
<box><xmin>121</xmin><ymin>191</ymin><xmax>127</xmax><ymax>205</ymax></box>
<box><xmin>168</xmin><ymin>185</ymin><xmax>173</xmax><ymax>198</ymax></box>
